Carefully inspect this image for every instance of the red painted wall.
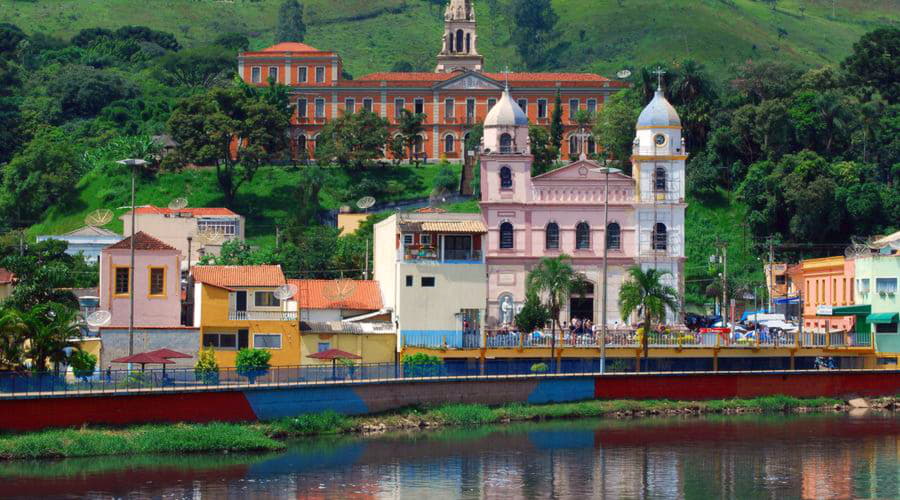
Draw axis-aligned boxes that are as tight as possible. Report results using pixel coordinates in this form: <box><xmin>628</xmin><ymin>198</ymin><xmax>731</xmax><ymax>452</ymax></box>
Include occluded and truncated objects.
<box><xmin>0</xmin><ymin>391</ymin><xmax>256</xmax><ymax>431</ymax></box>
<box><xmin>595</xmin><ymin>371</ymin><xmax>900</xmax><ymax>400</ymax></box>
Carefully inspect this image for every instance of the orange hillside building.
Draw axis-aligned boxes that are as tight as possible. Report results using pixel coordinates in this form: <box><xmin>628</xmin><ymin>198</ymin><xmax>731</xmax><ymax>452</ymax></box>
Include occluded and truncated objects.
<box><xmin>237</xmin><ymin>0</ymin><xmax>627</xmax><ymax>162</ymax></box>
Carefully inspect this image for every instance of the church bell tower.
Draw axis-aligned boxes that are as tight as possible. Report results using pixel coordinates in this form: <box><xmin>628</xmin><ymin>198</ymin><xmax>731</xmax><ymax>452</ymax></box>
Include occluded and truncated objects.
<box><xmin>436</xmin><ymin>0</ymin><xmax>484</xmax><ymax>73</ymax></box>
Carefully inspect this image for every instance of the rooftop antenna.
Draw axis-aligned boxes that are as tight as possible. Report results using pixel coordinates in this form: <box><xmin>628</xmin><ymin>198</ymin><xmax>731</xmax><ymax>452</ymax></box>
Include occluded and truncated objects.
<box><xmin>323</xmin><ymin>279</ymin><xmax>357</xmax><ymax>304</ymax></box>
<box><xmin>86</xmin><ymin>310</ymin><xmax>112</xmax><ymax>328</ymax></box>
<box><xmin>652</xmin><ymin>66</ymin><xmax>666</xmax><ymax>91</ymax></box>
<box><xmin>168</xmin><ymin>197</ymin><xmax>188</xmax><ymax>210</ymax></box>
<box><xmin>85</xmin><ymin>209</ymin><xmax>114</xmax><ymax>228</ymax></box>
<box><xmin>357</xmin><ymin>196</ymin><xmax>376</xmax><ymax>213</ymax></box>
<box><xmin>616</xmin><ymin>69</ymin><xmax>632</xmax><ymax>79</ymax></box>
<box><xmin>274</xmin><ymin>283</ymin><xmax>299</xmax><ymax>301</ymax></box>
<box><xmin>195</xmin><ymin>227</ymin><xmax>226</xmax><ymax>246</ymax></box>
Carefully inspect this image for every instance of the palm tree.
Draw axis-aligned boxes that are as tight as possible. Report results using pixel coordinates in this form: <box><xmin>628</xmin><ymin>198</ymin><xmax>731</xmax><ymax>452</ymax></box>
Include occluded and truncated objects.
<box><xmin>0</xmin><ymin>308</ymin><xmax>27</xmax><ymax>370</ymax></box>
<box><xmin>21</xmin><ymin>303</ymin><xmax>83</xmax><ymax>372</ymax></box>
<box><xmin>618</xmin><ymin>266</ymin><xmax>679</xmax><ymax>372</ymax></box>
<box><xmin>526</xmin><ymin>255</ymin><xmax>588</xmax><ymax>368</ymax></box>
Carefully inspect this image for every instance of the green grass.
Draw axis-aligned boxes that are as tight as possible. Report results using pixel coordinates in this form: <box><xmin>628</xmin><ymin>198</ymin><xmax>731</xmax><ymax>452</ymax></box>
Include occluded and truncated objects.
<box><xmin>27</xmin><ymin>163</ymin><xmax>458</xmax><ymax>247</ymax></box>
<box><xmin>0</xmin><ymin>422</ymin><xmax>283</xmax><ymax>460</ymax></box>
<box><xmin>1</xmin><ymin>0</ymin><xmax>894</xmax><ymax>78</ymax></box>
<box><xmin>267</xmin><ymin>410</ymin><xmax>354</xmax><ymax>436</ymax></box>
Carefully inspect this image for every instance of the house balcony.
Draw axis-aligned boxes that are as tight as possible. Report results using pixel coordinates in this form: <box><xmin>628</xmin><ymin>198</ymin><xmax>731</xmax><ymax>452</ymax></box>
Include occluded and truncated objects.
<box><xmin>399</xmin><ymin>245</ymin><xmax>483</xmax><ymax>264</ymax></box>
<box><xmin>228</xmin><ymin>310</ymin><xmax>298</xmax><ymax>321</ymax></box>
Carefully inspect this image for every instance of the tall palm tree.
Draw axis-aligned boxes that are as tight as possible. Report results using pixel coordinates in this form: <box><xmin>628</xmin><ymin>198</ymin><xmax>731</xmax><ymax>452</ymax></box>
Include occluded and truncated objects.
<box><xmin>0</xmin><ymin>308</ymin><xmax>27</xmax><ymax>370</ymax></box>
<box><xmin>526</xmin><ymin>255</ymin><xmax>588</xmax><ymax>367</ymax></box>
<box><xmin>618</xmin><ymin>266</ymin><xmax>679</xmax><ymax>372</ymax></box>
<box><xmin>21</xmin><ymin>303</ymin><xmax>83</xmax><ymax>372</ymax></box>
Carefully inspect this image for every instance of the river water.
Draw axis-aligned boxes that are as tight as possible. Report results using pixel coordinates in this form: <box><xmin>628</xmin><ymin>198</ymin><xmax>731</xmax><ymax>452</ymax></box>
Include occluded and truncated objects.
<box><xmin>4</xmin><ymin>413</ymin><xmax>900</xmax><ymax>499</ymax></box>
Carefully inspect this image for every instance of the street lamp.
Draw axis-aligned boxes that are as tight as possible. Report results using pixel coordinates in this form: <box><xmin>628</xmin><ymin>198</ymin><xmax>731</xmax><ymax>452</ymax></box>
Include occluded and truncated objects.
<box><xmin>117</xmin><ymin>158</ymin><xmax>147</xmax><ymax>356</ymax></box>
<box><xmin>589</xmin><ymin>161</ymin><xmax>623</xmax><ymax>374</ymax></box>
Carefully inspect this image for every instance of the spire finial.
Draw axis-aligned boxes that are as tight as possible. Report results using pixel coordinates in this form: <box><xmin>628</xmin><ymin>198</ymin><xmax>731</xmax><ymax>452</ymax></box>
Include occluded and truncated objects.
<box><xmin>503</xmin><ymin>65</ymin><xmax>510</xmax><ymax>91</ymax></box>
<box><xmin>652</xmin><ymin>66</ymin><xmax>666</xmax><ymax>92</ymax></box>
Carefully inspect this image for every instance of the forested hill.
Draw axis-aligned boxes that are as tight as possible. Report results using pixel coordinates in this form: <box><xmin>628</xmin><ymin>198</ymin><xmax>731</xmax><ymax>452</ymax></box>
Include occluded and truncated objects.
<box><xmin>2</xmin><ymin>0</ymin><xmax>895</xmax><ymax>78</ymax></box>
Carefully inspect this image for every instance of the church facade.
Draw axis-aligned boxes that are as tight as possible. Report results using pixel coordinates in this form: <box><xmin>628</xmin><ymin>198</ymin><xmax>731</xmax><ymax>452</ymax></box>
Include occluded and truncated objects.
<box><xmin>237</xmin><ymin>0</ymin><xmax>626</xmax><ymax>161</ymax></box>
<box><xmin>479</xmin><ymin>84</ymin><xmax>687</xmax><ymax>327</ymax></box>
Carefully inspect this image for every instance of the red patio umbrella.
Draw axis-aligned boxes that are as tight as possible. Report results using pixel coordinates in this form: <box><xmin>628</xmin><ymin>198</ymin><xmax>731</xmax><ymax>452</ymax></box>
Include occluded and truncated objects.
<box><xmin>307</xmin><ymin>349</ymin><xmax>362</xmax><ymax>379</ymax></box>
<box><xmin>111</xmin><ymin>352</ymin><xmax>175</xmax><ymax>372</ymax></box>
<box><xmin>146</xmin><ymin>348</ymin><xmax>193</xmax><ymax>359</ymax></box>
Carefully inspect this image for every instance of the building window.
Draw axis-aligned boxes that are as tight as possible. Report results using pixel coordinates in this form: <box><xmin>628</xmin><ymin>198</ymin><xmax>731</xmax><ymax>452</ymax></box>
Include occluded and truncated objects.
<box><xmin>876</xmin><ymin>278</ymin><xmax>898</xmax><ymax>294</ymax></box>
<box><xmin>859</xmin><ymin>278</ymin><xmax>870</xmax><ymax>294</ymax></box>
<box><xmin>569</xmin><ymin>135</ymin><xmax>580</xmax><ymax>156</ymax></box>
<box><xmin>445</xmin><ymin>98</ymin><xmax>455</xmax><ymax>118</ymax></box>
<box><xmin>654</xmin><ymin>166</ymin><xmax>667</xmax><ymax>191</ymax></box>
<box><xmin>537</xmin><ymin>99</ymin><xmax>548</xmax><ymax>119</ymax></box>
<box><xmin>363</xmin><ymin>98</ymin><xmax>373</xmax><ymax>112</ymax></box>
<box><xmin>499</xmin><ymin>133</ymin><xmax>513</xmax><ymax>154</ymax></box>
<box><xmin>149</xmin><ymin>267</ymin><xmax>165</xmax><ymax>296</ymax></box>
<box><xmin>587</xmin><ymin>136</ymin><xmax>596</xmax><ymax>155</ymax></box>
<box><xmin>402</xmin><ymin>234</ymin><xmax>414</xmax><ymax>245</ymax></box>
<box><xmin>517</xmin><ymin>98</ymin><xmax>527</xmax><ymax>113</ymax></box>
<box><xmin>297</xmin><ymin>134</ymin><xmax>307</xmax><ymax>152</ymax></box>
<box><xmin>297</xmin><ymin>98</ymin><xmax>308</xmax><ymax>118</ymax></box>
<box><xmin>488</xmin><ymin>98</ymin><xmax>497</xmax><ymax>109</ymax></box>
<box><xmin>420</xmin><ymin>234</ymin><xmax>432</xmax><ymax>246</ymax></box>
<box><xmin>318</xmin><ymin>342</ymin><xmax>330</xmax><ymax>352</ymax></box>
<box><xmin>405</xmin><ymin>275</ymin><xmax>413</xmax><ymax>287</ymax></box>
<box><xmin>500</xmin><ymin>222</ymin><xmax>514</xmax><ymax>249</ymax></box>
<box><xmin>652</xmin><ymin>223</ymin><xmax>667</xmax><ymax>251</ymax></box>
<box><xmin>876</xmin><ymin>322</ymin><xmax>899</xmax><ymax>334</ymax></box>
<box><xmin>198</xmin><ymin>218</ymin><xmax>237</xmax><ymax>236</ymax></box>
<box><xmin>414</xmin><ymin>98</ymin><xmax>424</xmax><ymax>115</ymax></box>
<box><xmin>268</xmin><ymin>66</ymin><xmax>278</xmax><ymax>82</ymax></box>
<box><xmin>254</xmin><ymin>291</ymin><xmax>280</xmax><ymax>307</ymax></box>
<box><xmin>254</xmin><ymin>334</ymin><xmax>282</xmax><ymax>349</ymax></box>
<box><xmin>421</xmin><ymin>276</ymin><xmax>436</xmax><ymax>287</ymax></box>
<box><xmin>345</xmin><ymin>98</ymin><xmax>355</xmax><ymax>113</ymax></box>
<box><xmin>251</xmin><ymin>67</ymin><xmax>261</xmax><ymax>83</ymax></box>
<box><xmin>444</xmin><ymin>134</ymin><xmax>455</xmax><ymax>153</ymax></box>
<box><xmin>546</xmin><ymin>222</ymin><xmax>559</xmax><ymax>249</ymax></box>
<box><xmin>315</xmin><ymin>66</ymin><xmax>325</xmax><ymax>83</ymax></box>
<box><xmin>466</xmin><ymin>99</ymin><xmax>475</xmax><ymax>121</ymax></box>
<box><xmin>298</xmin><ymin>66</ymin><xmax>308</xmax><ymax>83</ymax></box>
<box><xmin>203</xmin><ymin>333</ymin><xmax>237</xmax><ymax>349</ymax></box>
<box><xmin>576</xmin><ymin>222</ymin><xmax>591</xmax><ymax>249</ymax></box>
<box><xmin>394</xmin><ymin>98</ymin><xmax>405</xmax><ymax>119</ymax></box>
<box><xmin>587</xmin><ymin>99</ymin><xmax>597</xmax><ymax>114</ymax></box>
<box><xmin>569</xmin><ymin>99</ymin><xmax>579</xmax><ymax>120</ymax></box>
<box><xmin>606</xmin><ymin>223</ymin><xmax>621</xmax><ymax>250</ymax></box>
<box><xmin>315</xmin><ymin>98</ymin><xmax>325</xmax><ymax>118</ymax></box>
<box><xmin>114</xmin><ymin>267</ymin><xmax>130</xmax><ymax>295</ymax></box>
<box><xmin>499</xmin><ymin>166</ymin><xmax>512</xmax><ymax>188</ymax></box>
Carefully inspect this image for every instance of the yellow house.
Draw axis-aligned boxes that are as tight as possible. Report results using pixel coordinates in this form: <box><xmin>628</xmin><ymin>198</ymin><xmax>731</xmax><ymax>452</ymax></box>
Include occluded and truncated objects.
<box><xmin>191</xmin><ymin>265</ymin><xmax>301</xmax><ymax>367</ymax></box>
<box><xmin>300</xmin><ymin>321</ymin><xmax>397</xmax><ymax>365</ymax></box>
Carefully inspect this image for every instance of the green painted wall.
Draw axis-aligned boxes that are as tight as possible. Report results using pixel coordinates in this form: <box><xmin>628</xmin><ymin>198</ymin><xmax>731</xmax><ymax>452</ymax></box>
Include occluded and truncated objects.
<box><xmin>856</xmin><ymin>256</ymin><xmax>900</xmax><ymax>351</ymax></box>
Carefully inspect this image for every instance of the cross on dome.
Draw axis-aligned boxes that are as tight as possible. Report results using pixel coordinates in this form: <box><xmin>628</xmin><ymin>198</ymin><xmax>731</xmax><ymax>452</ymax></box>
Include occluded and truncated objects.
<box><xmin>652</xmin><ymin>66</ymin><xmax>667</xmax><ymax>91</ymax></box>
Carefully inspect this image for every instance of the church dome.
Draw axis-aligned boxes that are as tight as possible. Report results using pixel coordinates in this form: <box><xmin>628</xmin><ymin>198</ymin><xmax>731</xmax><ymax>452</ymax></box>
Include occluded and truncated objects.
<box><xmin>484</xmin><ymin>88</ymin><xmax>528</xmax><ymax>127</ymax></box>
<box><xmin>637</xmin><ymin>88</ymin><xmax>680</xmax><ymax>128</ymax></box>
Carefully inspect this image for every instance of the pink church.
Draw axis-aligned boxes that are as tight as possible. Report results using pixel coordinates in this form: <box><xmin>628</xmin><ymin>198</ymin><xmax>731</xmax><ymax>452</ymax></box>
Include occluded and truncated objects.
<box><xmin>479</xmin><ymin>84</ymin><xmax>687</xmax><ymax>327</ymax></box>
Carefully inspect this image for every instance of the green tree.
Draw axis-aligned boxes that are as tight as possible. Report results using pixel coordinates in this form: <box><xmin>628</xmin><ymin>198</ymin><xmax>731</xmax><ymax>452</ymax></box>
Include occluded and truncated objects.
<box><xmin>314</xmin><ymin>110</ymin><xmax>389</xmax><ymax>169</ymax></box>
<box><xmin>389</xmin><ymin>135</ymin><xmax>405</xmax><ymax>166</ymax></box>
<box><xmin>617</xmin><ymin>266</ymin><xmax>679</xmax><ymax>371</ymax></box>
<box><xmin>21</xmin><ymin>303</ymin><xmax>82</xmax><ymax>372</ymax></box>
<box><xmin>549</xmin><ymin>89</ymin><xmax>563</xmax><ymax>153</ymax></box>
<box><xmin>48</xmin><ymin>65</ymin><xmax>137</xmax><ymax>118</ymax></box>
<box><xmin>841</xmin><ymin>27</ymin><xmax>900</xmax><ymax>104</ymax></box>
<box><xmin>69</xmin><ymin>350</ymin><xmax>97</xmax><ymax>379</ymax></box>
<box><xmin>156</xmin><ymin>46</ymin><xmax>233</xmax><ymax>88</ymax></box>
<box><xmin>525</xmin><ymin>255</ymin><xmax>588</xmax><ymax>366</ymax></box>
<box><xmin>509</xmin><ymin>0</ymin><xmax>558</xmax><ymax>70</ymax></box>
<box><xmin>166</xmin><ymin>84</ymin><xmax>290</xmax><ymax>207</ymax></box>
<box><xmin>213</xmin><ymin>33</ymin><xmax>250</xmax><ymax>51</ymax></box>
<box><xmin>398</xmin><ymin>109</ymin><xmax>425</xmax><ymax>164</ymax></box>
<box><xmin>515</xmin><ymin>288</ymin><xmax>549</xmax><ymax>333</ymax></box>
<box><xmin>529</xmin><ymin>125</ymin><xmax>557</xmax><ymax>175</ymax></box>
<box><xmin>0</xmin><ymin>308</ymin><xmax>26</xmax><ymax>369</ymax></box>
<box><xmin>0</xmin><ymin>239</ymin><xmax>84</xmax><ymax>311</ymax></box>
<box><xmin>594</xmin><ymin>89</ymin><xmax>640</xmax><ymax>172</ymax></box>
<box><xmin>194</xmin><ymin>347</ymin><xmax>219</xmax><ymax>383</ymax></box>
<box><xmin>235</xmin><ymin>348</ymin><xmax>271</xmax><ymax>383</ymax></box>
<box><xmin>432</xmin><ymin>162</ymin><xmax>458</xmax><ymax>194</ymax></box>
<box><xmin>276</xmin><ymin>0</ymin><xmax>307</xmax><ymax>43</ymax></box>
<box><xmin>0</xmin><ymin>23</ymin><xmax>26</xmax><ymax>58</ymax></box>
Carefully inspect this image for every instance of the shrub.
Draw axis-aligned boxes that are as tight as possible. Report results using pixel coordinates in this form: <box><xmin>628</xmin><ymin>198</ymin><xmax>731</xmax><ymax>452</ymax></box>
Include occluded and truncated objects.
<box><xmin>69</xmin><ymin>350</ymin><xmax>96</xmax><ymax>378</ymax></box>
<box><xmin>432</xmin><ymin>162</ymin><xmax>458</xmax><ymax>193</ymax></box>
<box><xmin>402</xmin><ymin>352</ymin><xmax>443</xmax><ymax>377</ymax></box>
<box><xmin>235</xmin><ymin>348</ymin><xmax>271</xmax><ymax>382</ymax></box>
<box><xmin>277</xmin><ymin>411</ymin><xmax>352</xmax><ymax>435</ymax></box>
<box><xmin>194</xmin><ymin>347</ymin><xmax>219</xmax><ymax>383</ymax></box>
<box><xmin>432</xmin><ymin>404</ymin><xmax>495</xmax><ymax>426</ymax></box>
<box><xmin>530</xmin><ymin>362</ymin><xmax>549</xmax><ymax>373</ymax></box>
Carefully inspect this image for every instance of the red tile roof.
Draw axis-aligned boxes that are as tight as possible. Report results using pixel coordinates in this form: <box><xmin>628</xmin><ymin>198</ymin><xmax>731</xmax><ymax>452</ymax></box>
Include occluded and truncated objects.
<box><xmin>0</xmin><ymin>268</ymin><xmax>13</xmax><ymax>284</ymax></box>
<box><xmin>261</xmin><ymin>42</ymin><xmax>321</xmax><ymax>53</ymax></box>
<box><xmin>355</xmin><ymin>71</ymin><xmax>616</xmax><ymax>85</ymax></box>
<box><xmin>357</xmin><ymin>72</ymin><xmax>452</xmax><ymax>82</ymax></box>
<box><xmin>192</xmin><ymin>265</ymin><xmax>286</xmax><ymax>288</ymax></box>
<box><xmin>289</xmin><ymin>279</ymin><xmax>382</xmax><ymax>311</ymax></box>
<box><xmin>132</xmin><ymin>206</ymin><xmax>239</xmax><ymax>217</ymax></box>
<box><xmin>105</xmin><ymin>231</ymin><xmax>177</xmax><ymax>251</ymax></box>
<box><xmin>414</xmin><ymin>206</ymin><xmax>448</xmax><ymax>213</ymax></box>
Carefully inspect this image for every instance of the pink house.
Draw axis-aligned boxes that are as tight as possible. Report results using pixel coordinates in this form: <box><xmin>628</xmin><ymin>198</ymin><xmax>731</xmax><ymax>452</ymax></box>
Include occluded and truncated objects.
<box><xmin>479</xmin><ymin>85</ymin><xmax>687</xmax><ymax>327</ymax></box>
<box><xmin>99</xmin><ymin>231</ymin><xmax>183</xmax><ymax>328</ymax></box>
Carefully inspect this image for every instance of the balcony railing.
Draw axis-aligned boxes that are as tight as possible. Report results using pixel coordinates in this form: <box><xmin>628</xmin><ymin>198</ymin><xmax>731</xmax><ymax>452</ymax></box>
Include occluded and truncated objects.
<box><xmin>401</xmin><ymin>246</ymin><xmax>483</xmax><ymax>263</ymax></box>
<box><xmin>228</xmin><ymin>310</ymin><xmax>298</xmax><ymax>321</ymax></box>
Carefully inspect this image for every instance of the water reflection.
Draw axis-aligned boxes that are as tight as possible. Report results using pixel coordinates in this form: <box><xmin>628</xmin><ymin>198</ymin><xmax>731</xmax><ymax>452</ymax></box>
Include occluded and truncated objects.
<box><xmin>3</xmin><ymin>414</ymin><xmax>900</xmax><ymax>499</ymax></box>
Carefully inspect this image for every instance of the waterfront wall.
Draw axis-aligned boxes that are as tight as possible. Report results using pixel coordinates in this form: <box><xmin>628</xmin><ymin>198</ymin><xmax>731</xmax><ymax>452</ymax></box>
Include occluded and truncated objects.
<box><xmin>4</xmin><ymin>371</ymin><xmax>900</xmax><ymax>431</ymax></box>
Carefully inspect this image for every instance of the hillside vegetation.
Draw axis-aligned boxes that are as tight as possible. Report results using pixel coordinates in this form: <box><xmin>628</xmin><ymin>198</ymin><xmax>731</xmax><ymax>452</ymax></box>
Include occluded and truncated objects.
<box><xmin>2</xmin><ymin>0</ymin><xmax>895</xmax><ymax>77</ymax></box>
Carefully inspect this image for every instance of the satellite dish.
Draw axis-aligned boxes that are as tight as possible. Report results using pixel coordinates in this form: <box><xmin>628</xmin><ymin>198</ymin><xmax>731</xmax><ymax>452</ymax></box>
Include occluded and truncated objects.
<box><xmin>357</xmin><ymin>196</ymin><xmax>376</xmax><ymax>212</ymax></box>
<box><xmin>323</xmin><ymin>279</ymin><xmax>357</xmax><ymax>303</ymax></box>
<box><xmin>86</xmin><ymin>310</ymin><xmax>112</xmax><ymax>327</ymax></box>
<box><xmin>274</xmin><ymin>283</ymin><xmax>298</xmax><ymax>301</ymax></box>
<box><xmin>616</xmin><ymin>69</ymin><xmax>632</xmax><ymax>79</ymax></box>
<box><xmin>85</xmin><ymin>209</ymin><xmax>114</xmax><ymax>227</ymax></box>
<box><xmin>168</xmin><ymin>197</ymin><xmax>188</xmax><ymax>210</ymax></box>
<box><xmin>196</xmin><ymin>227</ymin><xmax>226</xmax><ymax>245</ymax></box>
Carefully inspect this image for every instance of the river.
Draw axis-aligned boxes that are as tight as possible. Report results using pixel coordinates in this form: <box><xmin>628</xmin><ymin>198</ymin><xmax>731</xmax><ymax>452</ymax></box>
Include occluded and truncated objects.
<box><xmin>3</xmin><ymin>413</ymin><xmax>900</xmax><ymax>499</ymax></box>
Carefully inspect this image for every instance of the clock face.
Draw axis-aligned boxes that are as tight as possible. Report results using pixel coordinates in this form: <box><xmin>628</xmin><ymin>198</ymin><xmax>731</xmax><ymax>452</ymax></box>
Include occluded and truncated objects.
<box><xmin>654</xmin><ymin>134</ymin><xmax>666</xmax><ymax>146</ymax></box>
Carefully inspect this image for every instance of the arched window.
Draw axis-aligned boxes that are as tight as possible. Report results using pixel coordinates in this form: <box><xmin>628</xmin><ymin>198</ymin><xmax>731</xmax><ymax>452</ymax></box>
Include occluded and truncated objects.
<box><xmin>500</xmin><ymin>222</ymin><xmax>514</xmax><ymax>249</ymax></box>
<box><xmin>297</xmin><ymin>134</ymin><xmax>306</xmax><ymax>152</ymax></box>
<box><xmin>465</xmin><ymin>33</ymin><xmax>471</xmax><ymax>53</ymax></box>
<box><xmin>456</xmin><ymin>29</ymin><xmax>464</xmax><ymax>52</ymax></box>
<box><xmin>500</xmin><ymin>133</ymin><xmax>512</xmax><ymax>153</ymax></box>
<box><xmin>653</xmin><ymin>223</ymin><xmax>667</xmax><ymax>251</ymax></box>
<box><xmin>576</xmin><ymin>222</ymin><xmax>591</xmax><ymax>249</ymax></box>
<box><xmin>606</xmin><ymin>222</ymin><xmax>621</xmax><ymax>250</ymax></box>
<box><xmin>444</xmin><ymin>134</ymin><xmax>455</xmax><ymax>153</ymax></box>
<box><xmin>499</xmin><ymin>166</ymin><xmax>512</xmax><ymax>189</ymax></box>
<box><xmin>569</xmin><ymin>135</ymin><xmax>580</xmax><ymax>156</ymax></box>
<box><xmin>545</xmin><ymin>222</ymin><xmax>559</xmax><ymax>249</ymax></box>
<box><xmin>414</xmin><ymin>135</ymin><xmax>424</xmax><ymax>154</ymax></box>
<box><xmin>449</xmin><ymin>32</ymin><xmax>455</xmax><ymax>53</ymax></box>
<box><xmin>654</xmin><ymin>166</ymin><xmax>666</xmax><ymax>192</ymax></box>
<box><xmin>587</xmin><ymin>136</ymin><xmax>596</xmax><ymax>155</ymax></box>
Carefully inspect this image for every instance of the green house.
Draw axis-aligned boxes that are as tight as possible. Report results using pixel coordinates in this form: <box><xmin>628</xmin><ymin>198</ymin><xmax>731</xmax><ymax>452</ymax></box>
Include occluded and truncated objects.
<box><xmin>854</xmin><ymin>254</ymin><xmax>900</xmax><ymax>353</ymax></box>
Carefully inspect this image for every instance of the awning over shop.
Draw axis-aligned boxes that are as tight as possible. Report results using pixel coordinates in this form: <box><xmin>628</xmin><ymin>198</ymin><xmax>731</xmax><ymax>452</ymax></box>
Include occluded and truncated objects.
<box><xmin>866</xmin><ymin>313</ymin><xmax>899</xmax><ymax>324</ymax></box>
<box><xmin>821</xmin><ymin>304</ymin><xmax>871</xmax><ymax>316</ymax></box>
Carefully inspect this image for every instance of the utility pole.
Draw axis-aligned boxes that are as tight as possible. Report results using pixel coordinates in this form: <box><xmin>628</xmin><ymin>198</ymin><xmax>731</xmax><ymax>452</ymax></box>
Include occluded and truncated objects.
<box><xmin>768</xmin><ymin>239</ymin><xmax>775</xmax><ymax>312</ymax></box>
<box><xmin>723</xmin><ymin>244</ymin><xmax>729</xmax><ymax>328</ymax></box>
